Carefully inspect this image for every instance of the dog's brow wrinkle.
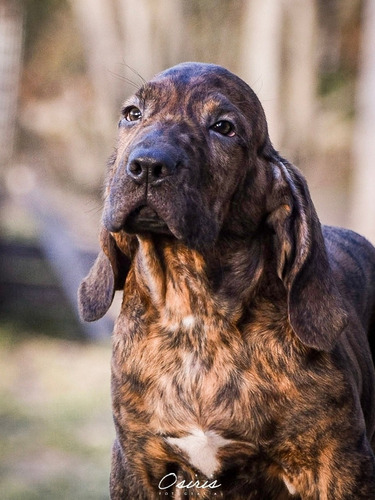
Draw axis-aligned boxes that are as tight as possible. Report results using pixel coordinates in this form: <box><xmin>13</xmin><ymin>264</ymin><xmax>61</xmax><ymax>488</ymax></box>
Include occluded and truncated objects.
<box><xmin>136</xmin><ymin>82</ymin><xmax>152</xmax><ymax>99</ymax></box>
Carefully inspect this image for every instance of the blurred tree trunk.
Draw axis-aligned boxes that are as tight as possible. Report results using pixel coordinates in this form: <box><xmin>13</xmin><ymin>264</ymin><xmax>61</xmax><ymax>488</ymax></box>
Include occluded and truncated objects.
<box><xmin>240</xmin><ymin>0</ymin><xmax>318</xmax><ymax>161</ymax></box>
<box><xmin>0</xmin><ymin>0</ymin><xmax>23</xmax><ymax>166</ymax></box>
<box><xmin>350</xmin><ymin>0</ymin><xmax>375</xmax><ymax>243</ymax></box>
<box><xmin>282</xmin><ymin>0</ymin><xmax>318</xmax><ymax>162</ymax></box>
<box><xmin>151</xmin><ymin>0</ymin><xmax>186</xmax><ymax>70</ymax></box>
<box><xmin>68</xmin><ymin>0</ymin><xmax>125</xmax><ymax>187</ymax></box>
<box><xmin>118</xmin><ymin>0</ymin><xmax>186</xmax><ymax>82</ymax></box>
<box><xmin>69</xmin><ymin>0</ymin><xmax>122</xmax><ymax>141</ymax></box>
<box><xmin>239</xmin><ymin>0</ymin><xmax>283</xmax><ymax>147</ymax></box>
<box><xmin>118</xmin><ymin>0</ymin><xmax>154</xmax><ymax>80</ymax></box>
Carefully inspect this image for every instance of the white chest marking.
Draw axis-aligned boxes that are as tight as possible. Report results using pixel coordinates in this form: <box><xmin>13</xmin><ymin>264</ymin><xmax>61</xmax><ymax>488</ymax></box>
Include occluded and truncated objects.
<box><xmin>161</xmin><ymin>315</ymin><xmax>196</xmax><ymax>332</ymax></box>
<box><xmin>166</xmin><ymin>428</ymin><xmax>232</xmax><ymax>477</ymax></box>
<box><xmin>181</xmin><ymin>315</ymin><xmax>196</xmax><ymax>329</ymax></box>
<box><xmin>283</xmin><ymin>476</ymin><xmax>297</xmax><ymax>495</ymax></box>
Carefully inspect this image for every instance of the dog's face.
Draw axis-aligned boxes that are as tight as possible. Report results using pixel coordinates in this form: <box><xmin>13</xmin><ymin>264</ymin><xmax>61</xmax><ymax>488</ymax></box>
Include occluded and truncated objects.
<box><xmin>103</xmin><ymin>62</ymin><xmax>270</xmax><ymax>250</ymax></box>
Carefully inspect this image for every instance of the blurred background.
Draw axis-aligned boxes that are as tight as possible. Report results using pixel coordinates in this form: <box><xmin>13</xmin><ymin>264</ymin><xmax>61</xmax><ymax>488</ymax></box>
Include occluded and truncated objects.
<box><xmin>0</xmin><ymin>0</ymin><xmax>374</xmax><ymax>498</ymax></box>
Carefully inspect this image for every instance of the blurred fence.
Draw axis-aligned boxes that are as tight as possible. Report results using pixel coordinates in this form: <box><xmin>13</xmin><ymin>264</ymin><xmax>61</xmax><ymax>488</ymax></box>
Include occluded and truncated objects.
<box><xmin>0</xmin><ymin>1</ymin><xmax>23</xmax><ymax>166</ymax></box>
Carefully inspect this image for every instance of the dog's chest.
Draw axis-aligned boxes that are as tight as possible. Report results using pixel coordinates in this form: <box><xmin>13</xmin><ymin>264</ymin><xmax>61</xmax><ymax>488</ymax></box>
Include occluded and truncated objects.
<box><xmin>116</xmin><ymin>308</ymin><xmax>256</xmax><ymax>473</ymax></box>
<box><xmin>115</xmin><ymin>296</ymin><xmax>288</xmax><ymax>448</ymax></box>
<box><xmin>112</xmin><ymin>241</ymin><xmax>296</xmax><ymax>482</ymax></box>
<box><xmin>124</xmin><ymin>308</ymin><xmax>253</xmax><ymax>423</ymax></box>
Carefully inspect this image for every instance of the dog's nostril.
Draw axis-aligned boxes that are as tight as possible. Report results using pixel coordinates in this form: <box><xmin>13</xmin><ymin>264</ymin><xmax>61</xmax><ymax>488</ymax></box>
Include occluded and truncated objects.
<box><xmin>152</xmin><ymin>162</ymin><xmax>168</xmax><ymax>179</ymax></box>
<box><xmin>129</xmin><ymin>161</ymin><xmax>143</xmax><ymax>177</ymax></box>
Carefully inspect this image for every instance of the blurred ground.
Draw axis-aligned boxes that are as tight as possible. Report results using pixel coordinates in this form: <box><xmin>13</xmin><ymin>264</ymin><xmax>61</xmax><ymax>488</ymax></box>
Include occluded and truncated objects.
<box><xmin>0</xmin><ymin>333</ymin><xmax>113</xmax><ymax>500</ymax></box>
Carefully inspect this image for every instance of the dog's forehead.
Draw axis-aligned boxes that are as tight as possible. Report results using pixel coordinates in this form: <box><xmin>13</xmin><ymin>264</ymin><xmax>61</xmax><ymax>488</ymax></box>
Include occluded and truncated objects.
<box><xmin>155</xmin><ymin>62</ymin><xmax>235</xmax><ymax>86</ymax></box>
<box><xmin>136</xmin><ymin>63</ymin><xmax>252</xmax><ymax>108</ymax></box>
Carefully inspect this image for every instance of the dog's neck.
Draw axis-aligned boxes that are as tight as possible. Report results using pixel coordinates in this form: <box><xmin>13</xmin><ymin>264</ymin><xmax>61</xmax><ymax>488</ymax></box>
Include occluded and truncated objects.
<box><xmin>132</xmin><ymin>233</ymin><xmax>282</xmax><ymax>325</ymax></box>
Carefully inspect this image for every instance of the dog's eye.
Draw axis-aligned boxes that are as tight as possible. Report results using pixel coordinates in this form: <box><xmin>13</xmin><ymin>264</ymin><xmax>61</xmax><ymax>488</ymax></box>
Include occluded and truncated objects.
<box><xmin>123</xmin><ymin>106</ymin><xmax>142</xmax><ymax>122</ymax></box>
<box><xmin>211</xmin><ymin>120</ymin><xmax>235</xmax><ymax>137</ymax></box>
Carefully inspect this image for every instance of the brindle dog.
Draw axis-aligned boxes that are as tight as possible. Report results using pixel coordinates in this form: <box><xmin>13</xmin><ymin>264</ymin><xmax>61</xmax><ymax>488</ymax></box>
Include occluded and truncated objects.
<box><xmin>79</xmin><ymin>63</ymin><xmax>375</xmax><ymax>499</ymax></box>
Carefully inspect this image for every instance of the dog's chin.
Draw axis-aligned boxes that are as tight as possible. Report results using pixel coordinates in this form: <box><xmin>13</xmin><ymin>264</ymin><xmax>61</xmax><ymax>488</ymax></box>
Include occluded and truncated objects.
<box><xmin>123</xmin><ymin>205</ymin><xmax>173</xmax><ymax>236</ymax></box>
<box><xmin>120</xmin><ymin>205</ymin><xmax>218</xmax><ymax>252</ymax></box>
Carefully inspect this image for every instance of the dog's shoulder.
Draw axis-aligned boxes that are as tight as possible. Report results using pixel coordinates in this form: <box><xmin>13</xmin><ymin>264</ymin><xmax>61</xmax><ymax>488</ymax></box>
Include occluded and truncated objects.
<box><xmin>322</xmin><ymin>225</ymin><xmax>375</xmax><ymax>281</ymax></box>
<box><xmin>323</xmin><ymin>225</ymin><xmax>375</xmax><ymax>325</ymax></box>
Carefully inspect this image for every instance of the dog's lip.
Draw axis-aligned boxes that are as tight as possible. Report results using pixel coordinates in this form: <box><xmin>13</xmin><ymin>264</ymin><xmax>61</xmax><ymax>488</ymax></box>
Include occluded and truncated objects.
<box><xmin>123</xmin><ymin>204</ymin><xmax>173</xmax><ymax>235</ymax></box>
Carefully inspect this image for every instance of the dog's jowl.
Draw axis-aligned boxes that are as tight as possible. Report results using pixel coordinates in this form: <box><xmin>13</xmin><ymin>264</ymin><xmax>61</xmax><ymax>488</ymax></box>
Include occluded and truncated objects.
<box><xmin>78</xmin><ymin>63</ymin><xmax>375</xmax><ymax>499</ymax></box>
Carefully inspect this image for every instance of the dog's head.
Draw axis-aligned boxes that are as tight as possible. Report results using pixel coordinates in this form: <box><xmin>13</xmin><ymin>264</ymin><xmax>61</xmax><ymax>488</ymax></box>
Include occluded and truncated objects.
<box><xmin>102</xmin><ymin>62</ymin><xmax>270</xmax><ymax>250</ymax></box>
<box><xmin>79</xmin><ymin>62</ymin><xmax>348</xmax><ymax>351</ymax></box>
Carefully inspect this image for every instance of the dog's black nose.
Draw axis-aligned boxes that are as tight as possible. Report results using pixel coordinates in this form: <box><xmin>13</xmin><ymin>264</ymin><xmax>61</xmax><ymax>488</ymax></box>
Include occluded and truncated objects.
<box><xmin>127</xmin><ymin>152</ymin><xmax>178</xmax><ymax>185</ymax></box>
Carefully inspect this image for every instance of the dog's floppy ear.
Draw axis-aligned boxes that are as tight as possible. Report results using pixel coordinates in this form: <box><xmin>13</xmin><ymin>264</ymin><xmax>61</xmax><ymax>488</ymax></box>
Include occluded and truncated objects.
<box><xmin>267</xmin><ymin>159</ymin><xmax>348</xmax><ymax>351</ymax></box>
<box><xmin>78</xmin><ymin>228</ymin><xmax>131</xmax><ymax>321</ymax></box>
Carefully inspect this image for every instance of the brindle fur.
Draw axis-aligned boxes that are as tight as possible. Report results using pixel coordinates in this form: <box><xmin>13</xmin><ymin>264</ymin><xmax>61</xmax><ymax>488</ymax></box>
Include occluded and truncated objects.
<box><xmin>78</xmin><ymin>63</ymin><xmax>375</xmax><ymax>499</ymax></box>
